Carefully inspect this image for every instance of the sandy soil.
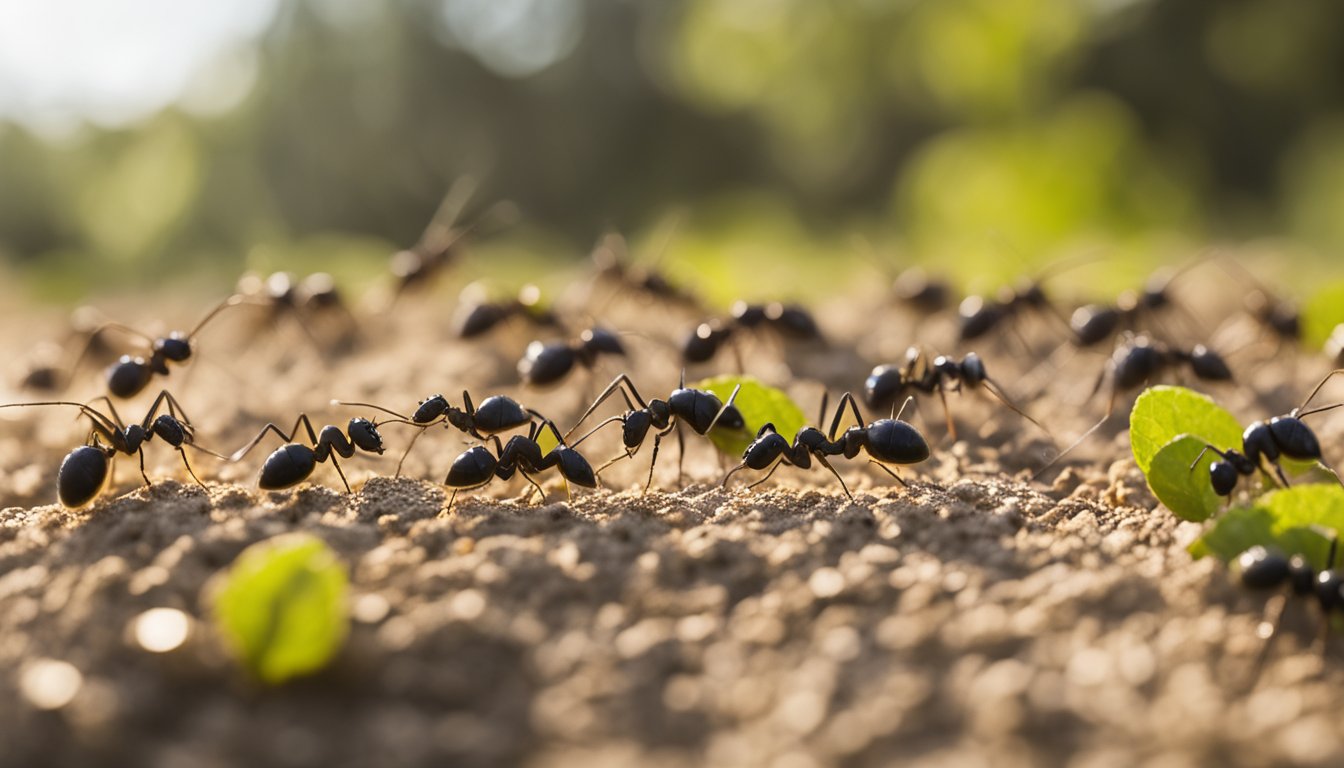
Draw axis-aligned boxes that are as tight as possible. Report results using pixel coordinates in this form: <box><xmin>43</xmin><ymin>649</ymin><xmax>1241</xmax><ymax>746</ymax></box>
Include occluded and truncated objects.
<box><xmin>1</xmin><ymin>282</ymin><xmax>1342</xmax><ymax>768</ymax></box>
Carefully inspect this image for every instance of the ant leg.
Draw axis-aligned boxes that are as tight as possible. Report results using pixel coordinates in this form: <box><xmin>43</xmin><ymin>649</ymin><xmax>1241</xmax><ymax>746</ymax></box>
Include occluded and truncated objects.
<box><xmin>179</xmin><ymin>448</ymin><xmax>206</xmax><ymax>488</ymax></box>
<box><xmin>327</xmin><ymin>454</ymin><xmax>352</xmax><ymax>493</ymax></box>
<box><xmin>814</xmin><ymin>454</ymin><xmax>853</xmax><ymax>500</ymax></box>
<box><xmin>1244</xmin><ymin>593</ymin><xmax>1288</xmax><ymax>693</ymax></box>
<box><xmin>520</xmin><ymin>470</ymin><xmax>546</xmax><ymax>505</ymax></box>
<box><xmin>393</xmin><ymin>428</ymin><xmax>429</xmax><ymax>477</ymax></box>
<box><xmin>447</xmin><ymin>488</ymin><xmax>459</xmax><ymax>514</ymax></box>
<box><xmin>746</xmin><ymin>460</ymin><xmax>784</xmax><ymax>491</ymax></box>
<box><xmin>85</xmin><ymin>396</ymin><xmax>129</xmax><ymax>432</ymax></box>
<box><xmin>936</xmin><ymin>386</ymin><xmax>956</xmax><ymax>441</ymax></box>
<box><xmin>828</xmin><ymin>393</ymin><xmax>868</xmax><ymax>440</ymax></box>
<box><xmin>570</xmin><ymin>415</ymin><xmax>624</xmax><ymax>449</ymax></box>
<box><xmin>869</xmin><ymin>459</ymin><xmax>909</xmax><ymax>487</ymax></box>
<box><xmin>675</xmin><ymin>423</ymin><xmax>686</xmax><ymax>486</ymax></box>
<box><xmin>138</xmin><ymin>449</ymin><xmax>151</xmax><ymax>487</ymax></box>
<box><xmin>563</xmin><ymin>374</ymin><xmax>649</xmax><ymax>443</ymax></box>
<box><xmin>982</xmin><ymin>376</ymin><xmax>1053</xmax><ymax>440</ymax></box>
<box><xmin>227</xmin><ymin>423</ymin><xmax>297</xmax><ymax>462</ymax></box>
<box><xmin>706</xmin><ymin>383</ymin><xmax>743</xmax><ymax>433</ymax></box>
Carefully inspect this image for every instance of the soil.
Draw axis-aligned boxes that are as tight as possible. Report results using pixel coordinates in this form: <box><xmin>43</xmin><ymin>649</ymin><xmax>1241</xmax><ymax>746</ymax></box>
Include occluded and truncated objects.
<box><xmin>1</xmin><ymin>287</ymin><xmax>1342</xmax><ymax>768</ymax></box>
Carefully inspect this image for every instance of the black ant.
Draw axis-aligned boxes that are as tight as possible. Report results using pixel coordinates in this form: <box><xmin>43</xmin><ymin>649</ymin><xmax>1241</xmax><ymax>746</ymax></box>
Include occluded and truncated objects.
<box><xmin>1217</xmin><ymin>257</ymin><xmax>1301</xmax><ymax>346</ymax></box>
<box><xmin>444</xmin><ymin>418</ymin><xmax>598</xmax><ymax>510</ymax></box>
<box><xmin>63</xmin><ymin>295</ymin><xmax>252</xmax><ymax>398</ymax></box>
<box><xmin>1233</xmin><ymin>533</ymin><xmax>1343</xmax><ymax>684</ymax></box>
<box><xmin>565</xmin><ymin>374</ymin><xmax>744</xmax><ymax>489</ymax></box>
<box><xmin>957</xmin><ymin>255</ymin><xmax>1100</xmax><ymax>344</ymax></box>
<box><xmin>228</xmin><ymin>413</ymin><xmax>387</xmax><ymax>493</ymax></box>
<box><xmin>235</xmin><ymin>271</ymin><xmax>358</xmax><ymax>351</ymax></box>
<box><xmin>863</xmin><ymin>347</ymin><xmax>1049</xmax><ymax>440</ymax></box>
<box><xmin>0</xmin><ymin>390</ymin><xmax>223</xmax><ymax>508</ymax></box>
<box><xmin>1192</xmin><ymin>369</ymin><xmax>1344</xmax><ymax>498</ymax></box>
<box><xmin>589</xmin><ymin>230</ymin><xmax>702</xmax><ymax>310</ymax></box>
<box><xmin>1036</xmin><ymin>335</ymin><xmax>1234</xmax><ymax>477</ymax></box>
<box><xmin>681</xmin><ymin>301</ymin><xmax>823</xmax><ymax>365</ymax></box>
<box><xmin>1069</xmin><ymin>265</ymin><xmax>1199</xmax><ymax>348</ymax></box>
<box><xmin>892</xmin><ymin>267</ymin><xmax>955</xmax><ymax>315</ymax></box>
<box><xmin>333</xmin><ymin>392</ymin><xmax>541</xmax><ymax>476</ymax></box>
<box><xmin>388</xmin><ymin>178</ymin><xmax>518</xmax><ymax>298</ymax></box>
<box><xmin>518</xmin><ymin>328</ymin><xmax>627</xmax><ymax>387</ymax></box>
<box><xmin>452</xmin><ymin>284</ymin><xmax>565</xmax><ymax>339</ymax></box>
<box><xmin>720</xmin><ymin>392</ymin><xmax>931</xmax><ymax>499</ymax></box>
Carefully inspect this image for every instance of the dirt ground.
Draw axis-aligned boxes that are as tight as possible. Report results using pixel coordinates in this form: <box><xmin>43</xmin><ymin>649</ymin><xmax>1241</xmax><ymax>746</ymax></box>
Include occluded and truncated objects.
<box><xmin>2</xmin><ymin>282</ymin><xmax>1343</xmax><ymax>767</ymax></box>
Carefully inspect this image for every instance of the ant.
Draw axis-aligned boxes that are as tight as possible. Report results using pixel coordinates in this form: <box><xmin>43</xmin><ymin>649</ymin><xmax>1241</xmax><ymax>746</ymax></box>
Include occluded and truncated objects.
<box><xmin>863</xmin><ymin>347</ymin><xmax>1049</xmax><ymax>440</ymax></box>
<box><xmin>235</xmin><ymin>271</ymin><xmax>358</xmax><ymax>350</ymax></box>
<box><xmin>443</xmin><ymin>418</ymin><xmax>598</xmax><ymax>510</ymax></box>
<box><xmin>388</xmin><ymin>178</ymin><xmax>518</xmax><ymax>298</ymax></box>
<box><xmin>453</xmin><ymin>284</ymin><xmax>565</xmax><ymax>339</ymax></box>
<box><xmin>893</xmin><ymin>267</ymin><xmax>955</xmax><ymax>315</ymax></box>
<box><xmin>957</xmin><ymin>255</ymin><xmax>1101</xmax><ymax>344</ymax></box>
<box><xmin>518</xmin><ymin>327</ymin><xmax>626</xmax><ymax>387</ymax></box>
<box><xmin>565</xmin><ymin>374</ymin><xmax>744</xmax><ymax>490</ymax></box>
<box><xmin>681</xmin><ymin>301</ymin><xmax>824</xmax><ymax>365</ymax></box>
<box><xmin>1068</xmin><ymin>265</ymin><xmax>1200</xmax><ymax>348</ymax></box>
<box><xmin>1233</xmin><ymin>532</ymin><xmax>1344</xmax><ymax>684</ymax></box>
<box><xmin>228</xmin><ymin>413</ymin><xmax>387</xmax><ymax>493</ymax></box>
<box><xmin>1036</xmin><ymin>335</ymin><xmax>1234</xmax><ymax>477</ymax></box>
<box><xmin>720</xmin><ymin>392</ymin><xmax>930</xmax><ymax>499</ymax></box>
<box><xmin>1216</xmin><ymin>257</ymin><xmax>1301</xmax><ymax>346</ymax></box>
<box><xmin>589</xmin><ymin>229</ymin><xmax>702</xmax><ymax>311</ymax></box>
<box><xmin>333</xmin><ymin>391</ymin><xmax>541</xmax><ymax>476</ymax></box>
<box><xmin>0</xmin><ymin>390</ymin><xmax>223</xmax><ymax>508</ymax></box>
<box><xmin>63</xmin><ymin>295</ymin><xmax>252</xmax><ymax>398</ymax></box>
<box><xmin>1192</xmin><ymin>369</ymin><xmax>1344</xmax><ymax>498</ymax></box>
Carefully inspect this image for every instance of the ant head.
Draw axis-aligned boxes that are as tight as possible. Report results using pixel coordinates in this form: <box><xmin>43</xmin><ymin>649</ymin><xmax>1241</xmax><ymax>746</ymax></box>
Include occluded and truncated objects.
<box><xmin>455</xmin><ymin>302</ymin><xmax>511</xmax><ymax>339</ymax></box>
<box><xmin>1071</xmin><ymin>305</ymin><xmax>1122</xmax><ymax>347</ymax></box>
<box><xmin>107</xmin><ymin>356</ymin><xmax>153</xmax><ymax>399</ymax></box>
<box><xmin>154</xmin><ymin>333</ymin><xmax>193</xmax><ymax>363</ymax></box>
<box><xmin>1189</xmin><ymin>345</ymin><xmax>1233</xmax><ymax>382</ymax></box>
<box><xmin>681</xmin><ymin>321</ymin><xmax>731</xmax><ymax>364</ymax></box>
<box><xmin>1208</xmin><ymin>461</ymin><xmax>1239</xmax><ymax>496</ymax></box>
<box><xmin>348</xmin><ymin>418</ymin><xmax>385</xmax><ymax>454</ymax></box>
<box><xmin>957</xmin><ymin>296</ymin><xmax>1003</xmax><ymax>341</ymax></box>
<box><xmin>123</xmin><ymin>423</ymin><xmax>149</xmax><ymax>452</ymax></box>
<box><xmin>580</xmin><ymin>327</ymin><xmax>626</xmax><ymax>357</ymax></box>
<box><xmin>1234</xmin><ymin>546</ymin><xmax>1290</xmax><ymax>590</ymax></box>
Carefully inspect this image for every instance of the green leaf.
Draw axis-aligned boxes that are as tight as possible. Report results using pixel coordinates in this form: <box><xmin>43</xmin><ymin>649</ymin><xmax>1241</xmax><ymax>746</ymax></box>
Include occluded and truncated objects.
<box><xmin>211</xmin><ymin>534</ymin><xmax>350</xmax><ymax>685</ymax></box>
<box><xmin>1130</xmin><ymin>386</ymin><xmax>1243</xmax><ymax>475</ymax></box>
<box><xmin>694</xmin><ymin>375</ymin><xmax>807</xmax><ymax>456</ymax></box>
<box><xmin>1147</xmin><ymin>435</ymin><xmax>1224</xmax><ymax>522</ymax></box>
<box><xmin>1190</xmin><ymin>484</ymin><xmax>1344</xmax><ymax>569</ymax></box>
<box><xmin>1303</xmin><ymin>280</ymin><xmax>1344</xmax><ymax>348</ymax></box>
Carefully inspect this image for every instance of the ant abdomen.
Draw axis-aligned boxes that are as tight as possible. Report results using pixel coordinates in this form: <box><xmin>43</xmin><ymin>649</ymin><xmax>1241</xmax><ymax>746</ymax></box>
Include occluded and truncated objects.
<box><xmin>58</xmin><ymin>446</ymin><xmax>112</xmax><ymax>508</ymax></box>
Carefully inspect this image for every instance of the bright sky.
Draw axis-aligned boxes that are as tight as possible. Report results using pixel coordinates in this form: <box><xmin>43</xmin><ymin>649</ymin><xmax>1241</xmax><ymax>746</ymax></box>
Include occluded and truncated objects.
<box><xmin>0</xmin><ymin>0</ymin><xmax>278</xmax><ymax>133</ymax></box>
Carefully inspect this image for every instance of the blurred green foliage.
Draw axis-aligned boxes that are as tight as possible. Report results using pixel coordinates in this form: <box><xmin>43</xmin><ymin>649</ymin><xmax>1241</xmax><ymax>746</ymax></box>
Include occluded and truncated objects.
<box><xmin>3</xmin><ymin>0</ymin><xmax>1344</xmax><ymax>301</ymax></box>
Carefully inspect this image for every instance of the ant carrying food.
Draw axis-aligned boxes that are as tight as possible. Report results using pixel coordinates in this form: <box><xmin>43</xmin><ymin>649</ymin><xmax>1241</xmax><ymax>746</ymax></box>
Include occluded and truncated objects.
<box><xmin>0</xmin><ymin>390</ymin><xmax>223</xmax><ymax>508</ymax></box>
<box><xmin>863</xmin><ymin>347</ymin><xmax>1049</xmax><ymax>440</ymax></box>
<box><xmin>1192</xmin><ymin>369</ymin><xmax>1344</xmax><ymax>498</ymax></box>
<box><xmin>444</xmin><ymin>418</ymin><xmax>598</xmax><ymax>510</ymax></box>
<box><xmin>518</xmin><ymin>327</ymin><xmax>626</xmax><ymax>388</ymax></box>
<box><xmin>228</xmin><ymin>413</ymin><xmax>387</xmax><ymax>492</ymax></box>
<box><xmin>720</xmin><ymin>392</ymin><xmax>930</xmax><ymax>499</ymax></box>
<box><xmin>333</xmin><ymin>391</ymin><xmax>541</xmax><ymax>476</ymax></box>
<box><xmin>565</xmin><ymin>374</ymin><xmax>743</xmax><ymax>490</ymax></box>
<box><xmin>681</xmin><ymin>301</ymin><xmax>824</xmax><ymax>366</ymax></box>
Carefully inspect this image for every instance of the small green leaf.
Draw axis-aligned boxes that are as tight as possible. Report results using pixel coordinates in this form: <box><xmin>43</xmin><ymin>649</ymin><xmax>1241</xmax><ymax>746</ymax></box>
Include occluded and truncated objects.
<box><xmin>1190</xmin><ymin>484</ymin><xmax>1344</xmax><ymax>568</ymax></box>
<box><xmin>1130</xmin><ymin>386</ymin><xmax>1243</xmax><ymax>475</ymax></box>
<box><xmin>694</xmin><ymin>375</ymin><xmax>807</xmax><ymax>456</ymax></box>
<box><xmin>1303</xmin><ymin>280</ymin><xmax>1344</xmax><ymax>348</ymax></box>
<box><xmin>1147</xmin><ymin>435</ymin><xmax>1224</xmax><ymax>522</ymax></box>
<box><xmin>211</xmin><ymin>534</ymin><xmax>349</xmax><ymax>684</ymax></box>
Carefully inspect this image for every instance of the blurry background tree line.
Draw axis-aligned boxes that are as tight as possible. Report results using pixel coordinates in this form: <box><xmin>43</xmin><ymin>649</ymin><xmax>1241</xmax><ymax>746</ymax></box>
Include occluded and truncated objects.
<box><xmin>1</xmin><ymin>0</ymin><xmax>1342</xmax><ymax>303</ymax></box>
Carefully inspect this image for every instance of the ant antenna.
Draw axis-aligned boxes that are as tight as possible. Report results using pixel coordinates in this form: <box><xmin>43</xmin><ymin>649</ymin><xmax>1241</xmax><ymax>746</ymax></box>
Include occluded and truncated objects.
<box><xmin>1295</xmin><ymin>369</ymin><xmax>1344</xmax><ymax>414</ymax></box>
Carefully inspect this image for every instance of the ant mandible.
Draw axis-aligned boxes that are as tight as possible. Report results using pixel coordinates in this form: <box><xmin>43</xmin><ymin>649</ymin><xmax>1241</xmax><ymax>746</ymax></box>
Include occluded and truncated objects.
<box><xmin>0</xmin><ymin>390</ymin><xmax>223</xmax><ymax>508</ymax></box>
<box><xmin>565</xmin><ymin>373</ymin><xmax>744</xmax><ymax>490</ymax></box>
<box><xmin>721</xmin><ymin>392</ymin><xmax>930</xmax><ymax>499</ymax></box>
<box><xmin>444</xmin><ymin>418</ymin><xmax>598</xmax><ymax>510</ymax></box>
<box><xmin>1192</xmin><ymin>369</ymin><xmax>1344</xmax><ymax>498</ymax></box>
<box><xmin>333</xmin><ymin>391</ymin><xmax>541</xmax><ymax>476</ymax></box>
<box><xmin>864</xmin><ymin>347</ymin><xmax>1050</xmax><ymax>440</ymax></box>
<box><xmin>228</xmin><ymin>413</ymin><xmax>387</xmax><ymax>493</ymax></box>
<box><xmin>518</xmin><ymin>327</ymin><xmax>627</xmax><ymax>387</ymax></box>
